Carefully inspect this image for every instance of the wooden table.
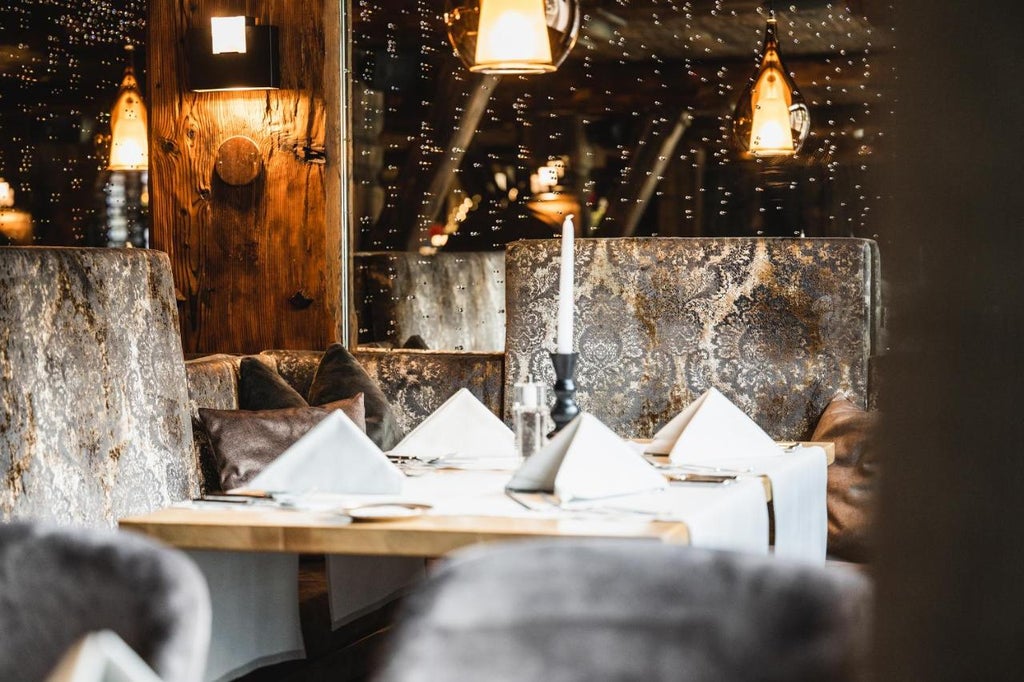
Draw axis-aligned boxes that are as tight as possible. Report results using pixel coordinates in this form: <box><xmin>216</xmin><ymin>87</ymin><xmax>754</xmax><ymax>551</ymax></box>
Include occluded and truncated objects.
<box><xmin>119</xmin><ymin>505</ymin><xmax>691</xmax><ymax>557</ymax></box>
<box><xmin>120</xmin><ymin>442</ymin><xmax>832</xmax><ymax>557</ymax></box>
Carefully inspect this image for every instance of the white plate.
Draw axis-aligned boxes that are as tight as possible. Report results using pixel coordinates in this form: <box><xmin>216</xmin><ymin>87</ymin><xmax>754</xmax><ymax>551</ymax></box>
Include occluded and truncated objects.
<box><xmin>346</xmin><ymin>503</ymin><xmax>431</xmax><ymax>521</ymax></box>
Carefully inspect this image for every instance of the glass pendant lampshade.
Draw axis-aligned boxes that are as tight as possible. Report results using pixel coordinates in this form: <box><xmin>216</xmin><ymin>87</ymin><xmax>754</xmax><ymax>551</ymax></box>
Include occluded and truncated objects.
<box><xmin>732</xmin><ymin>9</ymin><xmax>810</xmax><ymax>158</ymax></box>
<box><xmin>108</xmin><ymin>48</ymin><xmax>149</xmax><ymax>171</ymax></box>
<box><xmin>445</xmin><ymin>0</ymin><xmax>580</xmax><ymax>74</ymax></box>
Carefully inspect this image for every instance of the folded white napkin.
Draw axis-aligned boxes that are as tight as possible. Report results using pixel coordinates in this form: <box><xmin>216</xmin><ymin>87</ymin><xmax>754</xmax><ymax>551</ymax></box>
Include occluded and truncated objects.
<box><xmin>246</xmin><ymin>410</ymin><xmax>404</xmax><ymax>495</ymax></box>
<box><xmin>648</xmin><ymin>387</ymin><xmax>778</xmax><ymax>460</ymax></box>
<box><xmin>508</xmin><ymin>412</ymin><xmax>667</xmax><ymax>502</ymax></box>
<box><xmin>649</xmin><ymin>387</ymin><xmax>827</xmax><ymax>562</ymax></box>
<box><xmin>46</xmin><ymin>631</ymin><xmax>164</xmax><ymax>682</ymax></box>
<box><xmin>389</xmin><ymin>388</ymin><xmax>515</xmax><ymax>460</ymax></box>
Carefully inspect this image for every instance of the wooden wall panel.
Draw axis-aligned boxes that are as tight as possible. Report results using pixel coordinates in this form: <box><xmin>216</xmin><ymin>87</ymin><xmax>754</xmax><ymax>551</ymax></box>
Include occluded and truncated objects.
<box><xmin>148</xmin><ymin>0</ymin><xmax>343</xmax><ymax>354</ymax></box>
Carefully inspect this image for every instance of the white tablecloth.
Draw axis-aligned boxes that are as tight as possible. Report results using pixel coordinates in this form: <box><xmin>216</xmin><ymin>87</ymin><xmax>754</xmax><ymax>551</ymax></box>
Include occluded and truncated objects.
<box><xmin>700</xmin><ymin>446</ymin><xmax>829</xmax><ymax>563</ymax></box>
<box><xmin>186</xmin><ymin>551</ymin><xmax>304</xmax><ymax>682</ymax></box>
<box><xmin>180</xmin><ymin>459</ymin><xmax>821</xmax><ymax>680</ymax></box>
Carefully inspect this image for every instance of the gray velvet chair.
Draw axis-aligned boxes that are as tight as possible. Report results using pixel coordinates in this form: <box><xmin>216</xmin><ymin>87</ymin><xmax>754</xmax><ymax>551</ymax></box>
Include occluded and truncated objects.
<box><xmin>0</xmin><ymin>522</ymin><xmax>210</xmax><ymax>682</ymax></box>
<box><xmin>374</xmin><ymin>540</ymin><xmax>872</xmax><ymax>682</ymax></box>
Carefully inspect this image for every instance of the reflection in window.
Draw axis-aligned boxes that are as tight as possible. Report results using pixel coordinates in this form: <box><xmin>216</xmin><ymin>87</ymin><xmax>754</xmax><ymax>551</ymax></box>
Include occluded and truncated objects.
<box><xmin>0</xmin><ymin>1</ymin><xmax>147</xmax><ymax>246</ymax></box>
<box><xmin>351</xmin><ymin>1</ymin><xmax>894</xmax><ymax>350</ymax></box>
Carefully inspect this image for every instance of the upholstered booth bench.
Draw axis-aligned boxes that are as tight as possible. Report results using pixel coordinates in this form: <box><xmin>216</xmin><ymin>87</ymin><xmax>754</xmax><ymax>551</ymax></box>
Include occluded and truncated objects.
<box><xmin>1</xmin><ymin>237</ymin><xmax>880</xmax><ymax>522</ymax></box>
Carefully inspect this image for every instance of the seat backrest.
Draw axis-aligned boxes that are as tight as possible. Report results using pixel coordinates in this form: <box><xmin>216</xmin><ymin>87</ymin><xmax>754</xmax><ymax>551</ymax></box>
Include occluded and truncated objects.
<box><xmin>0</xmin><ymin>247</ymin><xmax>197</xmax><ymax>525</ymax></box>
<box><xmin>0</xmin><ymin>522</ymin><xmax>210</xmax><ymax>682</ymax></box>
<box><xmin>504</xmin><ymin>237</ymin><xmax>880</xmax><ymax>440</ymax></box>
<box><xmin>374</xmin><ymin>539</ymin><xmax>871</xmax><ymax>682</ymax></box>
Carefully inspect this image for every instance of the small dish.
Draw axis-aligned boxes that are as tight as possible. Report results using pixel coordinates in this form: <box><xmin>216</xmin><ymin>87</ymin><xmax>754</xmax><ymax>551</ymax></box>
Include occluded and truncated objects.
<box><xmin>345</xmin><ymin>503</ymin><xmax>431</xmax><ymax>521</ymax></box>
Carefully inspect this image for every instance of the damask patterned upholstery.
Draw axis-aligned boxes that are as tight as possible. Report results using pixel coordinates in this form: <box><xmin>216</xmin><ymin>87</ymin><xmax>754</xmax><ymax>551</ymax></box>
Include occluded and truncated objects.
<box><xmin>504</xmin><ymin>238</ymin><xmax>880</xmax><ymax>440</ymax></box>
<box><xmin>185</xmin><ymin>350</ymin><xmax>505</xmax><ymax>460</ymax></box>
<box><xmin>0</xmin><ymin>247</ymin><xmax>198</xmax><ymax>526</ymax></box>
<box><xmin>352</xmin><ymin>349</ymin><xmax>505</xmax><ymax>434</ymax></box>
<box><xmin>258</xmin><ymin>349</ymin><xmax>503</xmax><ymax>437</ymax></box>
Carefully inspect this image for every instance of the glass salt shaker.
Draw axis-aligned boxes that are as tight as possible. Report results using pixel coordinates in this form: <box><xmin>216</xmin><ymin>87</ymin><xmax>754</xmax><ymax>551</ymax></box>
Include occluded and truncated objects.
<box><xmin>513</xmin><ymin>379</ymin><xmax>547</xmax><ymax>460</ymax></box>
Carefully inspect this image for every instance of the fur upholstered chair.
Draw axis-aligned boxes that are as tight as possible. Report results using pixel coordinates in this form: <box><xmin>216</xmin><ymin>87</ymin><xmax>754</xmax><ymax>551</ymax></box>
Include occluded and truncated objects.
<box><xmin>374</xmin><ymin>540</ymin><xmax>872</xmax><ymax>682</ymax></box>
<box><xmin>0</xmin><ymin>522</ymin><xmax>210</xmax><ymax>682</ymax></box>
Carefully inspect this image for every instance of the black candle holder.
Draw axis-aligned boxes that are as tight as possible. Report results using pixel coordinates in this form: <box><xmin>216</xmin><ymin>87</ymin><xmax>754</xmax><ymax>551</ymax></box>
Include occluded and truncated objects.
<box><xmin>549</xmin><ymin>352</ymin><xmax>580</xmax><ymax>437</ymax></box>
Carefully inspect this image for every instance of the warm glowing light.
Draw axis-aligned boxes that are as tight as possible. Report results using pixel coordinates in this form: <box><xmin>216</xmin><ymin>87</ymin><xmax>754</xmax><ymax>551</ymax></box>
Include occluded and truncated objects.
<box><xmin>749</xmin><ymin>63</ymin><xmax>794</xmax><ymax>156</ymax></box>
<box><xmin>0</xmin><ymin>179</ymin><xmax>13</xmax><ymax>208</ymax></box>
<box><xmin>474</xmin><ymin>0</ymin><xmax>553</xmax><ymax>73</ymax></box>
<box><xmin>109</xmin><ymin>65</ymin><xmax>149</xmax><ymax>171</ymax></box>
<box><xmin>732</xmin><ymin>12</ymin><xmax>810</xmax><ymax>158</ymax></box>
<box><xmin>0</xmin><ymin>209</ymin><xmax>33</xmax><ymax>244</ymax></box>
<box><xmin>211</xmin><ymin>16</ymin><xmax>248</xmax><ymax>54</ymax></box>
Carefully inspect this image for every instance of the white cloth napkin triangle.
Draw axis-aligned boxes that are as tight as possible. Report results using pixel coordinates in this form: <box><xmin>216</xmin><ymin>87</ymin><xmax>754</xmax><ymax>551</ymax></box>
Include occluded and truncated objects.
<box><xmin>649</xmin><ymin>387</ymin><xmax>827</xmax><ymax>562</ymax></box>
<box><xmin>246</xmin><ymin>410</ymin><xmax>404</xmax><ymax>494</ymax></box>
<box><xmin>45</xmin><ymin>630</ymin><xmax>164</xmax><ymax>682</ymax></box>
<box><xmin>389</xmin><ymin>388</ymin><xmax>514</xmax><ymax>459</ymax></box>
<box><xmin>648</xmin><ymin>387</ymin><xmax>778</xmax><ymax>462</ymax></box>
<box><xmin>508</xmin><ymin>412</ymin><xmax>667</xmax><ymax>502</ymax></box>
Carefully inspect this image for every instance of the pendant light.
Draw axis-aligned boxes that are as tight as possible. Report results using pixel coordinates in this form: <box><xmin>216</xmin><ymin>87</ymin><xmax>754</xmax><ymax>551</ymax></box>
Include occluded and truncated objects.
<box><xmin>732</xmin><ymin>5</ymin><xmax>810</xmax><ymax>158</ymax></box>
<box><xmin>444</xmin><ymin>0</ymin><xmax>580</xmax><ymax>75</ymax></box>
<box><xmin>108</xmin><ymin>45</ymin><xmax>149</xmax><ymax>171</ymax></box>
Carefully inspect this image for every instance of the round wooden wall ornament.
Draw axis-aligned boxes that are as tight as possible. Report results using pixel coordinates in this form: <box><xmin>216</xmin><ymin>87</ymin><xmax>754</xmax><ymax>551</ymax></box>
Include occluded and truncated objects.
<box><xmin>215</xmin><ymin>136</ymin><xmax>262</xmax><ymax>186</ymax></box>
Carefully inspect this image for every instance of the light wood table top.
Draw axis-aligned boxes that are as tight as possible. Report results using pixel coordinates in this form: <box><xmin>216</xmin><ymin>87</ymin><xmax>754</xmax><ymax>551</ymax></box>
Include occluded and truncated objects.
<box><xmin>120</xmin><ymin>442</ymin><xmax>832</xmax><ymax>558</ymax></box>
<box><xmin>120</xmin><ymin>505</ymin><xmax>690</xmax><ymax>557</ymax></box>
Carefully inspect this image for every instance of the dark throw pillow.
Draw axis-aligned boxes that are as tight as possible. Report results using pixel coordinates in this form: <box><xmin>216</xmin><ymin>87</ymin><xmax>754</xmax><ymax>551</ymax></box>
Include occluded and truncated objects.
<box><xmin>401</xmin><ymin>334</ymin><xmax>429</xmax><ymax>350</ymax></box>
<box><xmin>307</xmin><ymin>343</ymin><xmax>403</xmax><ymax>450</ymax></box>
<box><xmin>198</xmin><ymin>394</ymin><xmax>366</xmax><ymax>491</ymax></box>
<box><xmin>238</xmin><ymin>356</ymin><xmax>308</xmax><ymax>410</ymax></box>
<box><xmin>811</xmin><ymin>396</ymin><xmax>880</xmax><ymax>563</ymax></box>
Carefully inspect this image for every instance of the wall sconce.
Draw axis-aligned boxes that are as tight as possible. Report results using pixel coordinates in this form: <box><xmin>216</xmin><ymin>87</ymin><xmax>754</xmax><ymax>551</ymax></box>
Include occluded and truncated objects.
<box><xmin>109</xmin><ymin>45</ymin><xmax>149</xmax><ymax>171</ymax></box>
<box><xmin>188</xmin><ymin>16</ymin><xmax>280</xmax><ymax>92</ymax></box>
<box><xmin>444</xmin><ymin>0</ymin><xmax>580</xmax><ymax>75</ymax></box>
<box><xmin>732</xmin><ymin>6</ymin><xmax>810</xmax><ymax>158</ymax></box>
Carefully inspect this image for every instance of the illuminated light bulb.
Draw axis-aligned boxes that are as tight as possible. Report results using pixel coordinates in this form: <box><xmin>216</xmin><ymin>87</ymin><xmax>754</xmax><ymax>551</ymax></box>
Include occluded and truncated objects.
<box><xmin>749</xmin><ymin>65</ymin><xmax>794</xmax><ymax>154</ymax></box>
<box><xmin>445</xmin><ymin>0</ymin><xmax>580</xmax><ymax>75</ymax></box>
<box><xmin>732</xmin><ymin>9</ymin><xmax>810</xmax><ymax>158</ymax></box>
<box><xmin>211</xmin><ymin>16</ymin><xmax>247</xmax><ymax>54</ymax></box>
<box><xmin>108</xmin><ymin>51</ymin><xmax>148</xmax><ymax>171</ymax></box>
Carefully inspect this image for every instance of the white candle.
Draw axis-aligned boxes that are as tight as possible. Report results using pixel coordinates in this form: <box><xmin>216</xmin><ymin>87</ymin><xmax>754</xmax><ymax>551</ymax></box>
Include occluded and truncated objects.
<box><xmin>556</xmin><ymin>214</ymin><xmax>575</xmax><ymax>354</ymax></box>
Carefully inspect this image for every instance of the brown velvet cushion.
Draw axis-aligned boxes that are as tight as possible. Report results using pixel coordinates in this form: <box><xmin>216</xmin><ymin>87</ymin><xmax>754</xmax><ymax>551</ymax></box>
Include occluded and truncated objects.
<box><xmin>198</xmin><ymin>395</ymin><xmax>365</xmax><ymax>491</ymax></box>
<box><xmin>238</xmin><ymin>356</ymin><xmax>308</xmax><ymax>410</ymax></box>
<box><xmin>811</xmin><ymin>397</ymin><xmax>880</xmax><ymax>563</ymax></box>
<box><xmin>307</xmin><ymin>343</ymin><xmax>403</xmax><ymax>450</ymax></box>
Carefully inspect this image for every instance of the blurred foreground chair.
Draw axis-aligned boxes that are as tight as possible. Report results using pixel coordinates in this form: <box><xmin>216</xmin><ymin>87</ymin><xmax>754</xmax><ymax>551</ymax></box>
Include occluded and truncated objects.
<box><xmin>375</xmin><ymin>540</ymin><xmax>871</xmax><ymax>682</ymax></box>
<box><xmin>0</xmin><ymin>522</ymin><xmax>210</xmax><ymax>682</ymax></box>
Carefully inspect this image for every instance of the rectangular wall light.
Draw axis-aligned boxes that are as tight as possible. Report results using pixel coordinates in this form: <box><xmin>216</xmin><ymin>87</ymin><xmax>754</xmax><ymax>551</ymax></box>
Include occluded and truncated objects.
<box><xmin>188</xmin><ymin>16</ymin><xmax>280</xmax><ymax>92</ymax></box>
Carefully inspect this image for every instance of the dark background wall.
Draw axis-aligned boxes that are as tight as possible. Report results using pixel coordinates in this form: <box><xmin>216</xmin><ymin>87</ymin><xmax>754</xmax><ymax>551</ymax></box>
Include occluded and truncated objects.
<box><xmin>874</xmin><ymin>1</ymin><xmax>1024</xmax><ymax>679</ymax></box>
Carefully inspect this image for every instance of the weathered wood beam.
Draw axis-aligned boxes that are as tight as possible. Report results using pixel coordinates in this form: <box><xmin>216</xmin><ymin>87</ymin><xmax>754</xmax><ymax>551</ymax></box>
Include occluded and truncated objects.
<box><xmin>149</xmin><ymin>0</ymin><xmax>341</xmax><ymax>354</ymax></box>
<box><xmin>373</xmin><ymin>58</ymin><xmax>499</xmax><ymax>251</ymax></box>
<box><xmin>594</xmin><ymin>109</ymin><xmax>693</xmax><ymax>237</ymax></box>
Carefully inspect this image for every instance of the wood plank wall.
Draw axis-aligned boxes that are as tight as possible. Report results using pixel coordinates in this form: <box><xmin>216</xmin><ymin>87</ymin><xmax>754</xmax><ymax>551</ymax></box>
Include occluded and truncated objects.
<box><xmin>148</xmin><ymin>0</ymin><xmax>344</xmax><ymax>354</ymax></box>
